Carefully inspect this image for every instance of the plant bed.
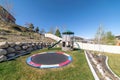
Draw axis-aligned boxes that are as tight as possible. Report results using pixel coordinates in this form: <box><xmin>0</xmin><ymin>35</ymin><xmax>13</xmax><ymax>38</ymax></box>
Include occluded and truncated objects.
<box><xmin>86</xmin><ymin>51</ymin><xmax>119</xmax><ymax>80</ymax></box>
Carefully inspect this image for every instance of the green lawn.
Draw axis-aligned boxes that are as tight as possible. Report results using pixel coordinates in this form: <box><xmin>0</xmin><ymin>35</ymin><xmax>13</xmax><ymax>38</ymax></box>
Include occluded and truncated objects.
<box><xmin>0</xmin><ymin>48</ymin><xmax>94</xmax><ymax>80</ymax></box>
<box><xmin>105</xmin><ymin>53</ymin><xmax>120</xmax><ymax>77</ymax></box>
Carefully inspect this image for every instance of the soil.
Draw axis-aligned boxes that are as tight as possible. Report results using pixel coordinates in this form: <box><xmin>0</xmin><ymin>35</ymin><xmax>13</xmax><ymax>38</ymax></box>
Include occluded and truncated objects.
<box><xmin>86</xmin><ymin>51</ymin><xmax>119</xmax><ymax>80</ymax></box>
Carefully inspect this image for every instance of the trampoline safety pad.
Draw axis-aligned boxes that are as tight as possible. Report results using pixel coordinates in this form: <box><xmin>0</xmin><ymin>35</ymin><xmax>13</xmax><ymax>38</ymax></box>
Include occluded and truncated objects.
<box><xmin>26</xmin><ymin>52</ymin><xmax>72</xmax><ymax>68</ymax></box>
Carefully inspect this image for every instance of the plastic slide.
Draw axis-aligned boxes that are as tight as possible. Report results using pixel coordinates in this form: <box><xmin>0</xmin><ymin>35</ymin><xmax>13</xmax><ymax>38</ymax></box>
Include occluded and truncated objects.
<box><xmin>48</xmin><ymin>40</ymin><xmax>62</xmax><ymax>49</ymax></box>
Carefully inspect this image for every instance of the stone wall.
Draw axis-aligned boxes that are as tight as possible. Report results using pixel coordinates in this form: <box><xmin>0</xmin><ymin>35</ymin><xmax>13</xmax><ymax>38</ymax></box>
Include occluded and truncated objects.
<box><xmin>0</xmin><ymin>42</ymin><xmax>52</xmax><ymax>62</ymax></box>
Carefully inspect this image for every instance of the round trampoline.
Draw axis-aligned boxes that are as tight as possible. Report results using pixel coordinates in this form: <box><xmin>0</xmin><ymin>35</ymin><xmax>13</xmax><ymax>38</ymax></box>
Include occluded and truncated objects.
<box><xmin>26</xmin><ymin>52</ymin><xmax>72</xmax><ymax>68</ymax></box>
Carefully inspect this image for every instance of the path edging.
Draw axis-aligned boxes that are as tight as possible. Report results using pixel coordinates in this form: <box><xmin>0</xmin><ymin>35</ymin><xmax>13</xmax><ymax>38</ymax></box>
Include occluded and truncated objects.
<box><xmin>105</xmin><ymin>56</ymin><xmax>120</xmax><ymax>79</ymax></box>
<box><xmin>84</xmin><ymin>51</ymin><xmax>100</xmax><ymax>80</ymax></box>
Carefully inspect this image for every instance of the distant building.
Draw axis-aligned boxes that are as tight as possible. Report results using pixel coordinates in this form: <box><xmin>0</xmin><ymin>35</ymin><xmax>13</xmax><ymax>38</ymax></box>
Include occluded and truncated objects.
<box><xmin>71</xmin><ymin>36</ymin><xmax>84</xmax><ymax>42</ymax></box>
<box><xmin>0</xmin><ymin>5</ymin><xmax>16</xmax><ymax>23</ymax></box>
<box><xmin>115</xmin><ymin>35</ymin><xmax>120</xmax><ymax>46</ymax></box>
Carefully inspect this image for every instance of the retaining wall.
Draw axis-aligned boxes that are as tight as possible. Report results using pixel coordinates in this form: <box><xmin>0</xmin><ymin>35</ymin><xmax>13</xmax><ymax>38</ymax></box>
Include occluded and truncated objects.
<box><xmin>0</xmin><ymin>42</ymin><xmax>51</xmax><ymax>62</ymax></box>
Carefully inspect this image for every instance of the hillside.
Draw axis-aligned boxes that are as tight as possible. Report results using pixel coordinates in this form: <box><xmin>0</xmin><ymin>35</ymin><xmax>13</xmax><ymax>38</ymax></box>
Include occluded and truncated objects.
<box><xmin>0</xmin><ymin>20</ymin><xmax>55</xmax><ymax>42</ymax></box>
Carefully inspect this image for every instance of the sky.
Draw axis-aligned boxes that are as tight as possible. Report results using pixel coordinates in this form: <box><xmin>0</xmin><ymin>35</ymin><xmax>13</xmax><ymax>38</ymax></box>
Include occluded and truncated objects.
<box><xmin>0</xmin><ymin>0</ymin><xmax>120</xmax><ymax>39</ymax></box>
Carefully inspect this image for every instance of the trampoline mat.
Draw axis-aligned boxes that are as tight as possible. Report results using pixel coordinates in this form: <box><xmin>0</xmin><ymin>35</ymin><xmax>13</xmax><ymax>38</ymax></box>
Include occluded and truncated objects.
<box><xmin>31</xmin><ymin>53</ymin><xmax>68</xmax><ymax>64</ymax></box>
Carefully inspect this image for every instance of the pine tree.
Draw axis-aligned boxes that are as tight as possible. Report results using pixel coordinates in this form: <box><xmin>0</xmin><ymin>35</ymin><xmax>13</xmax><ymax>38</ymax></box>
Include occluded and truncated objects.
<box><xmin>35</xmin><ymin>27</ymin><xmax>39</xmax><ymax>33</ymax></box>
<box><xmin>55</xmin><ymin>29</ymin><xmax>61</xmax><ymax>37</ymax></box>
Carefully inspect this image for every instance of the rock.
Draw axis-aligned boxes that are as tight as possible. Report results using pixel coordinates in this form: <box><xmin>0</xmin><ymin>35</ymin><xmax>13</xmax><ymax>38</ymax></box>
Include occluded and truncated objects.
<box><xmin>16</xmin><ymin>42</ymin><xmax>22</xmax><ymax>46</ymax></box>
<box><xmin>7</xmin><ymin>47</ymin><xmax>15</xmax><ymax>53</ymax></box>
<box><xmin>37</xmin><ymin>45</ymin><xmax>42</xmax><ymax>49</ymax></box>
<box><xmin>16</xmin><ymin>50</ymin><xmax>26</xmax><ymax>54</ymax></box>
<box><xmin>8</xmin><ymin>42</ymin><xmax>16</xmax><ymax>47</ymax></box>
<box><xmin>22</xmin><ymin>46</ymin><xmax>28</xmax><ymax>50</ymax></box>
<box><xmin>0</xmin><ymin>49</ymin><xmax>7</xmax><ymax>56</ymax></box>
<box><xmin>26</xmin><ymin>47</ymin><xmax>33</xmax><ymax>52</ymax></box>
<box><xmin>0</xmin><ymin>55</ymin><xmax>7</xmax><ymax>62</ymax></box>
<box><xmin>14</xmin><ymin>46</ymin><xmax>21</xmax><ymax>51</ymax></box>
<box><xmin>0</xmin><ymin>42</ymin><xmax>9</xmax><ymax>48</ymax></box>
<box><xmin>33</xmin><ymin>46</ymin><xmax>37</xmax><ymax>50</ymax></box>
<box><xmin>6</xmin><ymin>53</ymin><xmax>16</xmax><ymax>57</ymax></box>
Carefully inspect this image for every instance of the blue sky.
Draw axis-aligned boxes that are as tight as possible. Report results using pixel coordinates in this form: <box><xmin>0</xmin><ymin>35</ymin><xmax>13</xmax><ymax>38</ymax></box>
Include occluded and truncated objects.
<box><xmin>1</xmin><ymin>0</ymin><xmax>120</xmax><ymax>39</ymax></box>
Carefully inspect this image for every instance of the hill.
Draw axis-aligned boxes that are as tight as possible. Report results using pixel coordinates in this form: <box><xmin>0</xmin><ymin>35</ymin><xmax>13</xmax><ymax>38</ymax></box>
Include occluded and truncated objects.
<box><xmin>0</xmin><ymin>20</ymin><xmax>55</xmax><ymax>42</ymax></box>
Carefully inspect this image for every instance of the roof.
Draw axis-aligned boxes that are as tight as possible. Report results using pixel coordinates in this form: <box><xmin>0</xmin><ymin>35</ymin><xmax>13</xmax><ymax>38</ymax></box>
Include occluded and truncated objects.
<box><xmin>62</xmin><ymin>30</ymin><xmax>74</xmax><ymax>34</ymax></box>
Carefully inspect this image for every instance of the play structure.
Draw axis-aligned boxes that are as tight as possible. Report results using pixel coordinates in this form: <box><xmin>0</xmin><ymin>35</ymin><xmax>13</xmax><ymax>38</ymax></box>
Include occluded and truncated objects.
<box><xmin>62</xmin><ymin>31</ymin><xmax>74</xmax><ymax>51</ymax></box>
<box><xmin>26</xmin><ymin>52</ymin><xmax>72</xmax><ymax>68</ymax></box>
<box><xmin>48</xmin><ymin>40</ymin><xmax>62</xmax><ymax>49</ymax></box>
<box><xmin>47</xmin><ymin>30</ymin><xmax>75</xmax><ymax>51</ymax></box>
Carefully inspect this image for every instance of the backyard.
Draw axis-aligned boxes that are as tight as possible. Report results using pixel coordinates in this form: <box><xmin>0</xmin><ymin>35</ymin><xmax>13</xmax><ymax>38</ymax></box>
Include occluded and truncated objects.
<box><xmin>105</xmin><ymin>53</ymin><xmax>120</xmax><ymax>77</ymax></box>
<box><xmin>0</xmin><ymin>48</ymin><xmax>94</xmax><ymax>80</ymax></box>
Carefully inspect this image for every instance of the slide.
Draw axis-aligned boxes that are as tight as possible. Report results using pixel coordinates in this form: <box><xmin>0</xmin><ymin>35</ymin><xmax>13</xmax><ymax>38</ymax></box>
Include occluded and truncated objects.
<box><xmin>48</xmin><ymin>40</ymin><xmax>62</xmax><ymax>49</ymax></box>
<box><xmin>75</xmin><ymin>42</ymin><xmax>81</xmax><ymax>52</ymax></box>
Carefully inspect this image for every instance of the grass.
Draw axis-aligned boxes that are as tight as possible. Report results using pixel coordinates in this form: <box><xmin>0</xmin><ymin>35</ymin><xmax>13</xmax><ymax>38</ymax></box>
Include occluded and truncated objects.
<box><xmin>92</xmin><ymin>51</ymin><xmax>120</xmax><ymax>78</ymax></box>
<box><xmin>105</xmin><ymin>53</ymin><xmax>120</xmax><ymax>77</ymax></box>
<box><xmin>0</xmin><ymin>48</ymin><xmax>94</xmax><ymax>80</ymax></box>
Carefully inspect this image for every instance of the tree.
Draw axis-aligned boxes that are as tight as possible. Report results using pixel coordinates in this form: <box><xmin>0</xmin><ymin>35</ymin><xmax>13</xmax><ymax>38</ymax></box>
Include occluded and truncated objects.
<box><xmin>28</xmin><ymin>23</ymin><xmax>34</xmax><ymax>32</ymax></box>
<box><xmin>95</xmin><ymin>25</ymin><xmax>116</xmax><ymax>45</ymax></box>
<box><xmin>2</xmin><ymin>0</ymin><xmax>15</xmax><ymax>16</ymax></box>
<box><xmin>94</xmin><ymin>25</ymin><xmax>105</xmax><ymax>44</ymax></box>
<box><xmin>55</xmin><ymin>28</ymin><xmax>61</xmax><ymax>37</ymax></box>
<box><xmin>49</xmin><ymin>26</ymin><xmax>55</xmax><ymax>34</ymax></box>
<box><xmin>40</xmin><ymin>28</ymin><xmax>45</xmax><ymax>34</ymax></box>
<box><xmin>35</xmin><ymin>27</ymin><xmax>39</xmax><ymax>33</ymax></box>
<box><xmin>105</xmin><ymin>31</ymin><xmax>115</xmax><ymax>45</ymax></box>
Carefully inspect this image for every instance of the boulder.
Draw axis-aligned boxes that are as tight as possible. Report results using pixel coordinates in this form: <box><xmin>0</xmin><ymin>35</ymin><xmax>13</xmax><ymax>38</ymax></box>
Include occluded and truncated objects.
<box><xmin>16</xmin><ymin>50</ymin><xmax>26</xmax><ymax>54</ymax></box>
<box><xmin>8</xmin><ymin>42</ymin><xmax>15</xmax><ymax>47</ymax></box>
<box><xmin>7</xmin><ymin>47</ymin><xmax>15</xmax><ymax>53</ymax></box>
<box><xmin>33</xmin><ymin>46</ymin><xmax>37</xmax><ymax>50</ymax></box>
<box><xmin>14</xmin><ymin>46</ymin><xmax>21</xmax><ymax>51</ymax></box>
<box><xmin>6</xmin><ymin>53</ymin><xmax>16</xmax><ymax>57</ymax></box>
<box><xmin>16</xmin><ymin>42</ymin><xmax>23</xmax><ymax>46</ymax></box>
<box><xmin>0</xmin><ymin>42</ymin><xmax>9</xmax><ymax>48</ymax></box>
<box><xmin>26</xmin><ymin>47</ymin><xmax>33</xmax><ymax>52</ymax></box>
<box><xmin>0</xmin><ymin>55</ymin><xmax>7</xmax><ymax>62</ymax></box>
<box><xmin>0</xmin><ymin>49</ymin><xmax>7</xmax><ymax>56</ymax></box>
<box><xmin>22</xmin><ymin>46</ymin><xmax>28</xmax><ymax>50</ymax></box>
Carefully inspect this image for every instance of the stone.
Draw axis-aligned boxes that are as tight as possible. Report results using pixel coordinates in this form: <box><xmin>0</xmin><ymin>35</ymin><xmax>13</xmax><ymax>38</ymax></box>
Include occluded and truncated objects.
<box><xmin>0</xmin><ymin>55</ymin><xmax>7</xmax><ymax>62</ymax></box>
<box><xmin>22</xmin><ymin>46</ymin><xmax>28</xmax><ymax>50</ymax></box>
<box><xmin>26</xmin><ymin>47</ymin><xmax>33</xmax><ymax>52</ymax></box>
<box><xmin>6</xmin><ymin>53</ymin><xmax>16</xmax><ymax>57</ymax></box>
<box><xmin>37</xmin><ymin>45</ymin><xmax>42</xmax><ymax>49</ymax></box>
<box><xmin>0</xmin><ymin>49</ymin><xmax>7</xmax><ymax>56</ymax></box>
<box><xmin>8</xmin><ymin>42</ymin><xmax>15</xmax><ymax>47</ymax></box>
<box><xmin>33</xmin><ymin>46</ymin><xmax>37</xmax><ymax>50</ymax></box>
<box><xmin>0</xmin><ymin>42</ymin><xmax>9</xmax><ymax>48</ymax></box>
<box><xmin>16</xmin><ymin>50</ymin><xmax>26</xmax><ymax>54</ymax></box>
<box><xmin>7</xmin><ymin>47</ymin><xmax>15</xmax><ymax>53</ymax></box>
<box><xmin>14</xmin><ymin>46</ymin><xmax>21</xmax><ymax>51</ymax></box>
<box><xmin>16</xmin><ymin>42</ymin><xmax>22</xmax><ymax>46</ymax></box>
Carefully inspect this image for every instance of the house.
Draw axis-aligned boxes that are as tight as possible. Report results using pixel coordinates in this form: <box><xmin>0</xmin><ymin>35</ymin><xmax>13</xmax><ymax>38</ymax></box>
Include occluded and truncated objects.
<box><xmin>0</xmin><ymin>5</ymin><xmax>16</xmax><ymax>23</ymax></box>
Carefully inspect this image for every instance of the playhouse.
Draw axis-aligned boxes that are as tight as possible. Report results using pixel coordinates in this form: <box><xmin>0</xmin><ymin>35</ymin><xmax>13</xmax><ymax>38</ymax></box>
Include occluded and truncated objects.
<box><xmin>62</xmin><ymin>31</ymin><xmax>74</xmax><ymax>51</ymax></box>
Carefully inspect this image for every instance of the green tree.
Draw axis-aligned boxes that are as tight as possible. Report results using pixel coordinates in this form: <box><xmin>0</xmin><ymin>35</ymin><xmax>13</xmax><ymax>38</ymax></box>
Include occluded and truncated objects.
<box><xmin>55</xmin><ymin>29</ymin><xmax>61</xmax><ymax>37</ymax></box>
<box><xmin>35</xmin><ymin>27</ymin><xmax>39</xmax><ymax>33</ymax></box>
<box><xmin>95</xmin><ymin>25</ymin><xmax>116</xmax><ymax>45</ymax></box>
<box><xmin>105</xmin><ymin>31</ymin><xmax>115</xmax><ymax>45</ymax></box>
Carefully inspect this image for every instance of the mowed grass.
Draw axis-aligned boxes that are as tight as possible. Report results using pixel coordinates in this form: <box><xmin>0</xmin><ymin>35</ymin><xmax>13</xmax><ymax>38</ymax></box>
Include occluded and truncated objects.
<box><xmin>105</xmin><ymin>53</ymin><xmax>120</xmax><ymax>77</ymax></box>
<box><xmin>0</xmin><ymin>48</ymin><xmax>94</xmax><ymax>80</ymax></box>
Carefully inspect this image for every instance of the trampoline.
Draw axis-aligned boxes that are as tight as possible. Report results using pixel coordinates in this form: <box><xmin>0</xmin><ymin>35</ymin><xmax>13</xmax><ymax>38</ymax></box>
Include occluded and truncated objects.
<box><xmin>26</xmin><ymin>52</ymin><xmax>72</xmax><ymax>68</ymax></box>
